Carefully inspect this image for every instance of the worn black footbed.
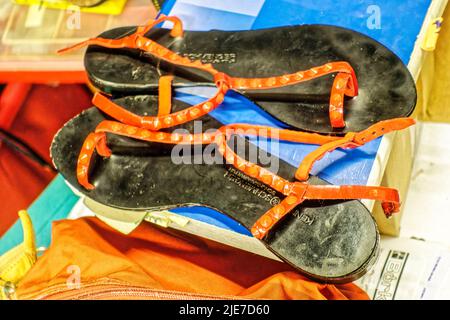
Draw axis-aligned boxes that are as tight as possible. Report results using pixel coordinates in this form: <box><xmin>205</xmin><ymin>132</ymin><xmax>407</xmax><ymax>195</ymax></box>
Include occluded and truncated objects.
<box><xmin>51</xmin><ymin>95</ymin><xmax>380</xmax><ymax>283</ymax></box>
<box><xmin>83</xmin><ymin>24</ymin><xmax>416</xmax><ymax>134</ymax></box>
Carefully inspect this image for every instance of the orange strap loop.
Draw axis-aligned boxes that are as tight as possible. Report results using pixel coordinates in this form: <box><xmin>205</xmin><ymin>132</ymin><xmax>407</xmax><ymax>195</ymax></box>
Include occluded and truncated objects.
<box><xmin>158</xmin><ymin>75</ymin><xmax>174</xmax><ymax>116</ymax></box>
<box><xmin>329</xmin><ymin>73</ymin><xmax>352</xmax><ymax>128</ymax></box>
<box><xmin>76</xmin><ymin>132</ymin><xmax>110</xmax><ymax>190</ymax></box>
<box><xmin>295</xmin><ymin>117</ymin><xmax>416</xmax><ymax>181</ymax></box>
<box><xmin>135</xmin><ymin>14</ymin><xmax>184</xmax><ymax>38</ymax></box>
<box><xmin>76</xmin><ymin>121</ymin><xmax>218</xmax><ymax>190</ymax></box>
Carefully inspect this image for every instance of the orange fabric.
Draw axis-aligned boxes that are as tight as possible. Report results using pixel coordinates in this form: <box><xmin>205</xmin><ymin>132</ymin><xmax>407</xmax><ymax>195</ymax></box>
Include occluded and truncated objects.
<box><xmin>158</xmin><ymin>75</ymin><xmax>174</xmax><ymax>116</ymax></box>
<box><xmin>16</xmin><ymin>217</ymin><xmax>369</xmax><ymax>300</ymax></box>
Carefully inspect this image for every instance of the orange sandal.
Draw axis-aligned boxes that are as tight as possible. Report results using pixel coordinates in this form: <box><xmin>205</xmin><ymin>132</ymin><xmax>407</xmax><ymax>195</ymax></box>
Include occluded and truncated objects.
<box><xmin>59</xmin><ymin>14</ymin><xmax>416</xmax><ymax>133</ymax></box>
<box><xmin>50</xmin><ymin>79</ymin><xmax>414</xmax><ymax>282</ymax></box>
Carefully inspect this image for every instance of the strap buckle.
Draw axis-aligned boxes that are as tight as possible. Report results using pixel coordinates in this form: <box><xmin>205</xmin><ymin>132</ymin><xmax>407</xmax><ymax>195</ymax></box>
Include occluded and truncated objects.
<box><xmin>340</xmin><ymin>132</ymin><xmax>363</xmax><ymax>149</ymax></box>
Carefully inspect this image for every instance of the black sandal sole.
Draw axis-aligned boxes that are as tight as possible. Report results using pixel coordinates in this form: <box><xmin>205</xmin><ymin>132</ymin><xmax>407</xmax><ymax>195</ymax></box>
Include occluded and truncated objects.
<box><xmin>84</xmin><ymin>24</ymin><xmax>416</xmax><ymax>134</ymax></box>
<box><xmin>51</xmin><ymin>95</ymin><xmax>380</xmax><ymax>283</ymax></box>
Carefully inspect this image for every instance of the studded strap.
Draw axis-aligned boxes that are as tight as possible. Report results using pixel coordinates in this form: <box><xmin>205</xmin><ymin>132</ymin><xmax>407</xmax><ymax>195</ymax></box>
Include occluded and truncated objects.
<box><xmin>215</xmin><ymin>127</ymin><xmax>402</xmax><ymax>239</ymax></box>
<box><xmin>57</xmin><ymin>15</ymin><xmax>218</xmax><ymax>76</ymax></box>
<box><xmin>221</xmin><ymin>118</ymin><xmax>416</xmax><ymax>182</ymax></box>
<box><xmin>329</xmin><ymin>73</ymin><xmax>352</xmax><ymax>128</ymax></box>
<box><xmin>76</xmin><ymin>132</ymin><xmax>110</xmax><ymax>190</ymax></box>
<box><xmin>221</xmin><ymin>62</ymin><xmax>357</xmax><ymax>129</ymax></box>
<box><xmin>76</xmin><ymin>120</ymin><xmax>219</xmax><ymax>190</ymax></box>
<box><xmin>294</xmin><ymin>117</ymin><xmax>416</xmax><ymax>181</ymax></box>
<box><xmin>250</xmin><ymin>183</ymin><xmax>400</xmax><ymax>239</ymax></box>
<box><xmin>92</xmin><ymin>73</ymin><xmax>228</xmax><ymax>130</ymax></box>
<box><xmin>218</xmin><ymin>61</ymin><xmax>357</xmax><ymax>92</ymax></box>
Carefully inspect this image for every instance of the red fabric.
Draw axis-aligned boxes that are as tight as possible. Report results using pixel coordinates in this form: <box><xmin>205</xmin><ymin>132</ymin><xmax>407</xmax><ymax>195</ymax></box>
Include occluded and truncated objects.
<box><xmin>0</xmin><ymin>84</ymin><xmax>91</xmax><ymax>235</ymax></box>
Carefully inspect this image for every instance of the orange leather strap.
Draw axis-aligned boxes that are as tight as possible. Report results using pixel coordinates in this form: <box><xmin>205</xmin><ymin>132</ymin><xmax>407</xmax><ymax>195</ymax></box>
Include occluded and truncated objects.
<box><xmin>228</xmin><ymin>61</ymin><xmax>358</xmax><ymax>95</ymax></box>
<box><xmin>216</xmin><ymin>124</ymin><xmax>405</xmax><ymax>210</ymax></box>
<box><xmin>158</xmin><ymin>75</ymin><xmax>174</xmax><ymax>116</ymax></box>
<box><xmin>329</xmin><ymin>73</ymin><xmax>351</xmax><ymax>128</ymax></box>
<box><xmin>295</xmin><ymin>117</ymin><xmax>416</xmax><ymax>181</ymax></box>
<box><xmin>58</xmin><ymin>16</ymin><xmax>359</xmax><ymax>129</ymax></box>
<box><xmin>295</xmin><ymin>118</ymin><xmax>416</xmax><ymax>181</ymax></box>
<box><xmin>76</xmin><ymin>121</ymin><xmax>218</xmax><ymax>190</ymax></box>
<box><xmin>225</xmin><ymin>62</ymin><xmax>358</xmax><ymax>129</ymax></box>
<box><xmin>78</xmin><ymin>119</ymin><xmax>414</xmax><ymax>196</ymax></box>
<box><xmin>57</xmin><ymin>15</ymin><xmax>183</xmax><ymax>54</ymax></box>
<box><xmin>92</xmin><ymin>74</ymin><xmax>228</xmax><ymax>130</ymax></box>
<box><xmin>94</xmin><ymin>120</ymin><xmax>217</xmax><ymax>145</ymax></box>
<box><xmin>215</xmin><ymin>127</ymin><xmax>401</xmax><ymax>239</ymax></box>
<box><xmin>221</xmin><ymin>118</ymin><xmax>416</xmax><ymax>182</ymax></box>
<box><xmin>251</xmin><ymin>183</ymin><xmax>400</xmax><ymax>239</ymax></box>
<box><xmin>216</xmin><ymin>125</ymin><xmax>401</xmax><ymax>239</ymax></box>
<box><xmin>221</xmin><ymin>123</ymin><xmax>338</xmax><ymax>145</ymax></box>
<box><xmin>135</xmin><ymin>14</ymin><xmax>184</xmax><ymax>38</ymax></box>
<box><xmin>58</xmin><ymin>15</ymin><xmax>218</xmax><ymax>77</ymax></box>
<box><xmin>76</xmin><ymin>119</ymin><xmax>406</xmax><ymax>239</ymax></box>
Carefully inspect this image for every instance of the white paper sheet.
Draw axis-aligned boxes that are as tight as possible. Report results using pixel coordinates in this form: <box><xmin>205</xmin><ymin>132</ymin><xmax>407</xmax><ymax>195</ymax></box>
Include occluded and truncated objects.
<box><xmin>356</xmin><ymin>236</ymin><xmax>450</xmax><ymax>300</ymax></box>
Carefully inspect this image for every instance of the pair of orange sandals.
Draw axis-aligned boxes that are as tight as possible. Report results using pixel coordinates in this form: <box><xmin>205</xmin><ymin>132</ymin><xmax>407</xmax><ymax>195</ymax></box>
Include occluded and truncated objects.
<box><xmin>52</xmin><ymin>15</ymin><xmax>416</xmax><ymax>283</ymax></box>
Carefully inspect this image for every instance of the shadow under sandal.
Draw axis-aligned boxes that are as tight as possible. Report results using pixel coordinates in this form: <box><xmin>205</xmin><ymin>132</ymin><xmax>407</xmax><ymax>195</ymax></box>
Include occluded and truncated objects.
<box><xmin>59</xmin><ymin>15</ymin><xmax>417</xmax><ymax>134</ymax></box>
<box><xmin>50</xmin><ymin>81</ymin><xmax>414</xmax><ymax>283</ymax></box>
